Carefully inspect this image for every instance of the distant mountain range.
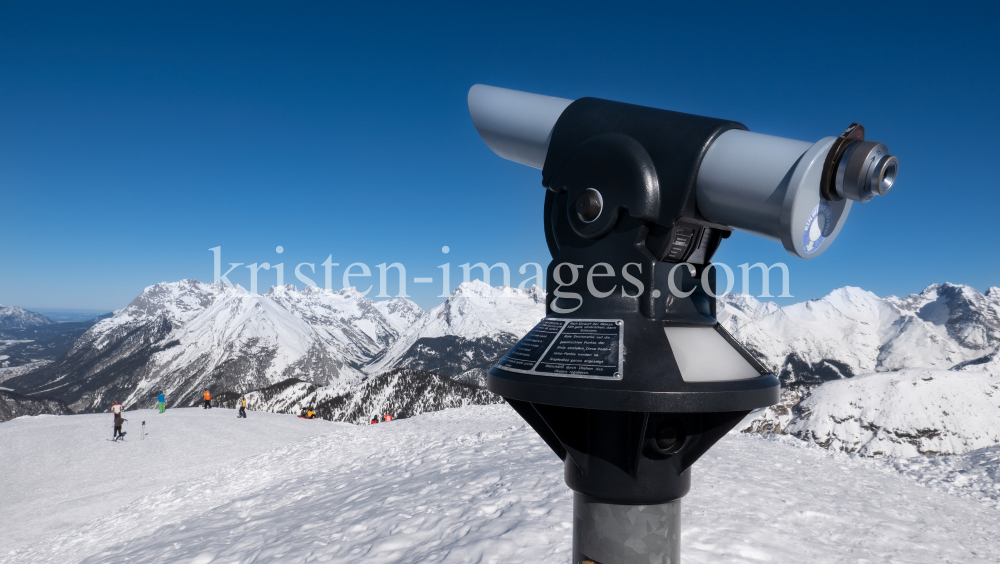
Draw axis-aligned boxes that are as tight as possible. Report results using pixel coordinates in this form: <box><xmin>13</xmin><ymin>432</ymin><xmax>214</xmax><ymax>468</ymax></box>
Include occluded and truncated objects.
<box><xmin>4</xmin><ymin>280</ymin><xmax>1000</xmax><ymax>458</ymax></box>
<box><xmin>0</xmin><ymin>304</ymin><xmax>53</xmax><ymax>330</ymax></box>
<box><xmin>0</xmin><ymin>306</ymin><xmax>111</xmax><ymax>376</ymax></box>
<box><xmin>3</xmin><ymin>280</ymin><xmax>543</xmax><ymax>416</ymax></box>
<box><xmin>720</xmin><ymin>283</ymin><xmax>1000</xmax><ymax>386</ymax></box>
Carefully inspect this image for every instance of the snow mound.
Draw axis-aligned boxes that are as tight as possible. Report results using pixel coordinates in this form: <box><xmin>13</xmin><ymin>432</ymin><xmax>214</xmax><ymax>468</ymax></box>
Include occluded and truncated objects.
<box><xmin>783</xmin><ymin>369</ymin><xmax>1000</xmax><ymax>457</ymax></box>
<box><xmin>888</xmin><ymin>444</ymin><xmax>1000</xmax><ymax>510</ymax></box>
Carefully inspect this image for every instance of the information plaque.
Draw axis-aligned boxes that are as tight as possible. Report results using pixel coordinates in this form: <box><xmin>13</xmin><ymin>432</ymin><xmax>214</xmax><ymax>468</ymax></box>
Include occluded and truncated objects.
<box><xmin>494</xmin><ymin>318</ymin><xmax>623</xmax><ymax>380</ymax></box>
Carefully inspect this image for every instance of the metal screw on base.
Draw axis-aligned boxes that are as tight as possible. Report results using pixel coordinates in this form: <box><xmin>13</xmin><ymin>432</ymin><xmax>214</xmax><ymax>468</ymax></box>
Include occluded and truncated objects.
<box><xmin>574</xmin><ymin>494</ymin><xmax>680</xmax><ymax>564</ymax></box>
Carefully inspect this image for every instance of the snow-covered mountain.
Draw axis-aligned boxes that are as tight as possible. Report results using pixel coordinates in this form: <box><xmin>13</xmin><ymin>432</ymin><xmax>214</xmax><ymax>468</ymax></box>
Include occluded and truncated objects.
<box><xmin>364</xmin><ymin>280</ymin><xmax>546</xmax><ymax>380</ymax></box>
<box><xmin>0</xmin><ymin>305</ymin><xmax>52</xmax><ymax>330</ymax></box>
<box><xmin>719</xmin><ymin>283</ymin><xmax>1000</xmax><ymax>386</ymax></box>
<box><xmin>3</xmin><ymin>281</ymin><xmax>418</xmax><ymax>412</ymax></box>
<box><xmin>205</xmin><ymin>281</ymin><xmax>543</xmax><ymax>424</ymax></box>
<box><xmin>726</xmin><ymin>283</ymin><xmax>1000</xmax><ymax>455</ymax></box>
<box><xmin>374</xmin><ymin>297</ymin><xmax>424</xmax><ymax>334</ymax></box>
<box><xmin>9</xmin><ymin>277</ymin><xmax>1000</xmax><ymax>461</ymax></box>
<box><xmin>2</xmin><ymin>279</ymin><xmax>543</xmax><ymax>418</ymax></box>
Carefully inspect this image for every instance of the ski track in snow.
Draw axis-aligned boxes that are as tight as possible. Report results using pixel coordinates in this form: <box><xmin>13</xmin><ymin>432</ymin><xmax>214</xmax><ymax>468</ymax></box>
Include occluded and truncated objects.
<box><xmin>3</xmin><ymin>405</ymin><xmax>1000</xmax><ymax>563</ymax></box>
<box><xmin>886</xmin><ymin>444</ymin><xmax>1000</xmax><ymax>510</ymax></box>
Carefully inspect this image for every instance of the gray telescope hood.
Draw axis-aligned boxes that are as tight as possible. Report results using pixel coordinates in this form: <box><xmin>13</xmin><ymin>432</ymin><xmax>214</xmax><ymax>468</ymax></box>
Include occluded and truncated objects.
<box><xmin>467</xmin><ymin>84</ymin><xmax>572</xmax><ymax>170</ymax></box>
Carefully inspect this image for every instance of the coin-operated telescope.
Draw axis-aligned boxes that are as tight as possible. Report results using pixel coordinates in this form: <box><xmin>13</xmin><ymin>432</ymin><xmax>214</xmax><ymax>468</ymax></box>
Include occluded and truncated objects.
<box><xmin>469</xmin><ymin>84</ymin><xmax>897</xmax><ymax>564</ymax></box>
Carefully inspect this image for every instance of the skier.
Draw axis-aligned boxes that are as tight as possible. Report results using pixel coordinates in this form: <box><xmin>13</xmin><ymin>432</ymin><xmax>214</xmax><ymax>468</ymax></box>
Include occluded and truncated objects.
<box><xmin>157</xmin><ymin>392</ymin><xmax>166</xmax><ymax>414</ymax></box>
<box><xmin>113</xmin><ymin>413</ymin><xmax>124</xmax><ymax>440</ymax></box>
<box><xmin>370</xmin><ymin>415</ymin><xmax>378</xmax><ymax>425</ymax></box>
<box><xmin>203</xmin><ymin>388</ymin><xmax>211</xmax><ymax>409</ymax></box>
<box><xmin>237</xmin><ymin>396</ymin><xmax>247</xmax><ymax>419</ymax></box>
<box><xmin>111</xmin><ymin>401</ymin><xmax>125</xmax><ymax>440</ymax></box>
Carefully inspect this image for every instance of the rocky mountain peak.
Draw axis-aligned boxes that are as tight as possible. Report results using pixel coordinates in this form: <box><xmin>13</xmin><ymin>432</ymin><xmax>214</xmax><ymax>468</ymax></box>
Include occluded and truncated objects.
<box><xmin>374</xmin><ymin>298</ymin><xmax>423</xmax><ymax>334</ymax></box>
<box><xmin>362</xmin><ymin>282</ymin><xmax>547</xmax><ymax>376</ymax></box>
<box><xmin>123</xmin><ymin>279</ymin><xmax>222</xmax><ymax>321</ymax></box>
<box><xmin>886</xmin><ymin>283</ymin><xmax>1000</xmax><ymax>350</ymax></box>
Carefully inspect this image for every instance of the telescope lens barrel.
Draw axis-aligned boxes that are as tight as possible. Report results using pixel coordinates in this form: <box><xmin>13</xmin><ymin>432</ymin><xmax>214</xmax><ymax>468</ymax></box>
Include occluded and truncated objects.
<box><xmin>835</xmin><ymin>141</ymin><xmax>898</xmax><ymax>202</ymax></box>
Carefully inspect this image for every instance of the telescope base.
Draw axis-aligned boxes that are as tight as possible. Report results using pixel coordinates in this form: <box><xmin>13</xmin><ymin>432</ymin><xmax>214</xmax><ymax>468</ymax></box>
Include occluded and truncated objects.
<box><xmin>573</xmin><ymin>493</ymin><xmax>681</xmax><ymax>564</ymax></box>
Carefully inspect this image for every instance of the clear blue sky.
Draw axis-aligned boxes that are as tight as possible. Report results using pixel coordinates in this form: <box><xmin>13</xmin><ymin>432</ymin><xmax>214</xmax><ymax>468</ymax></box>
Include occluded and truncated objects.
<box><xmin>1</xmin><ymin>2</ymin><xmax>998</xmax><ymax>311</ymax></box>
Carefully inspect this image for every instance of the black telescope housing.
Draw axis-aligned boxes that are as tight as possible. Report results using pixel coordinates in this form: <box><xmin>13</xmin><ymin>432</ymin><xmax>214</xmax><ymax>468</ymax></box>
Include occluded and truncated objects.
<box><xmin>471</xmin><ymin>83</ymin><xmax>897</xmax><ymax>562</ymax></box>
<box><xmin>488</xmin><ymin>97</ymin><xmax>780</xmax><ymax>505</ymax></box>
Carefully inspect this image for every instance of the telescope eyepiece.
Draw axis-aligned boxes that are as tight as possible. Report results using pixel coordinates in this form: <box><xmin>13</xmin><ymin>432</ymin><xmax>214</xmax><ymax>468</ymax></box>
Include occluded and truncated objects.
<box><xmin>874</xmin><ymin>155</ymin><xmax>898</xmax><ymax>196</ymax></box>
<box><xmin>835</xmin><ymin>141</ymin><xmax>898</xmax><ymax>202</ymax></box>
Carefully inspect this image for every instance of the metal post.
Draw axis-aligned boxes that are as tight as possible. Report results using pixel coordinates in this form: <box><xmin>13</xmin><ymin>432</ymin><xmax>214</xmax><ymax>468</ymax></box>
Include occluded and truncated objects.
<box><xmin>573</xmin><ymin>493</ymin><xmax>681</xmax><ymax>564</ymax></box>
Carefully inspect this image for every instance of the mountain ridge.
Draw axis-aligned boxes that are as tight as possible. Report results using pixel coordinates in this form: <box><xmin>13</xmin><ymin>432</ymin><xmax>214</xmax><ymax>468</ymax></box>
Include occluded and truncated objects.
<box><xmin>6</xmin><ymin>278</ymin><xmax>1000</xmax><ymax>458</ymax></box>
<box><xmin>3</xmin><ymin>280</ymin><xmax>423</xmax><ymax>412</ymax></box>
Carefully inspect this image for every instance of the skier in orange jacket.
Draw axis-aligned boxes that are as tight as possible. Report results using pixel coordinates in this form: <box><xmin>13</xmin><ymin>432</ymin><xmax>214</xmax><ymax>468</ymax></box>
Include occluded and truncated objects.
<box><xmin>203</xmin><ymin>389</ymin><xmax>212</xmax><ymax>409</ymax></box>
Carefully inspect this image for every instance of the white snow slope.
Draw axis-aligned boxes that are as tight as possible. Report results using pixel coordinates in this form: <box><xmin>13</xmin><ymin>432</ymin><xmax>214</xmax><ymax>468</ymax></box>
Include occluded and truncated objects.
<box><xmin>3</xmin><ymin>405</ymin><xmax>1000</xmax><ymax>564</ymax></box>
<box><xmin>777</xmin><ymin>369</ymin><xmax>1000</xmax><ymax>457</ymax></box>
<box><xmin>0</xmin><ymin>407</ymin><xmax>345</xmax><ymax>554</ymax></box>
